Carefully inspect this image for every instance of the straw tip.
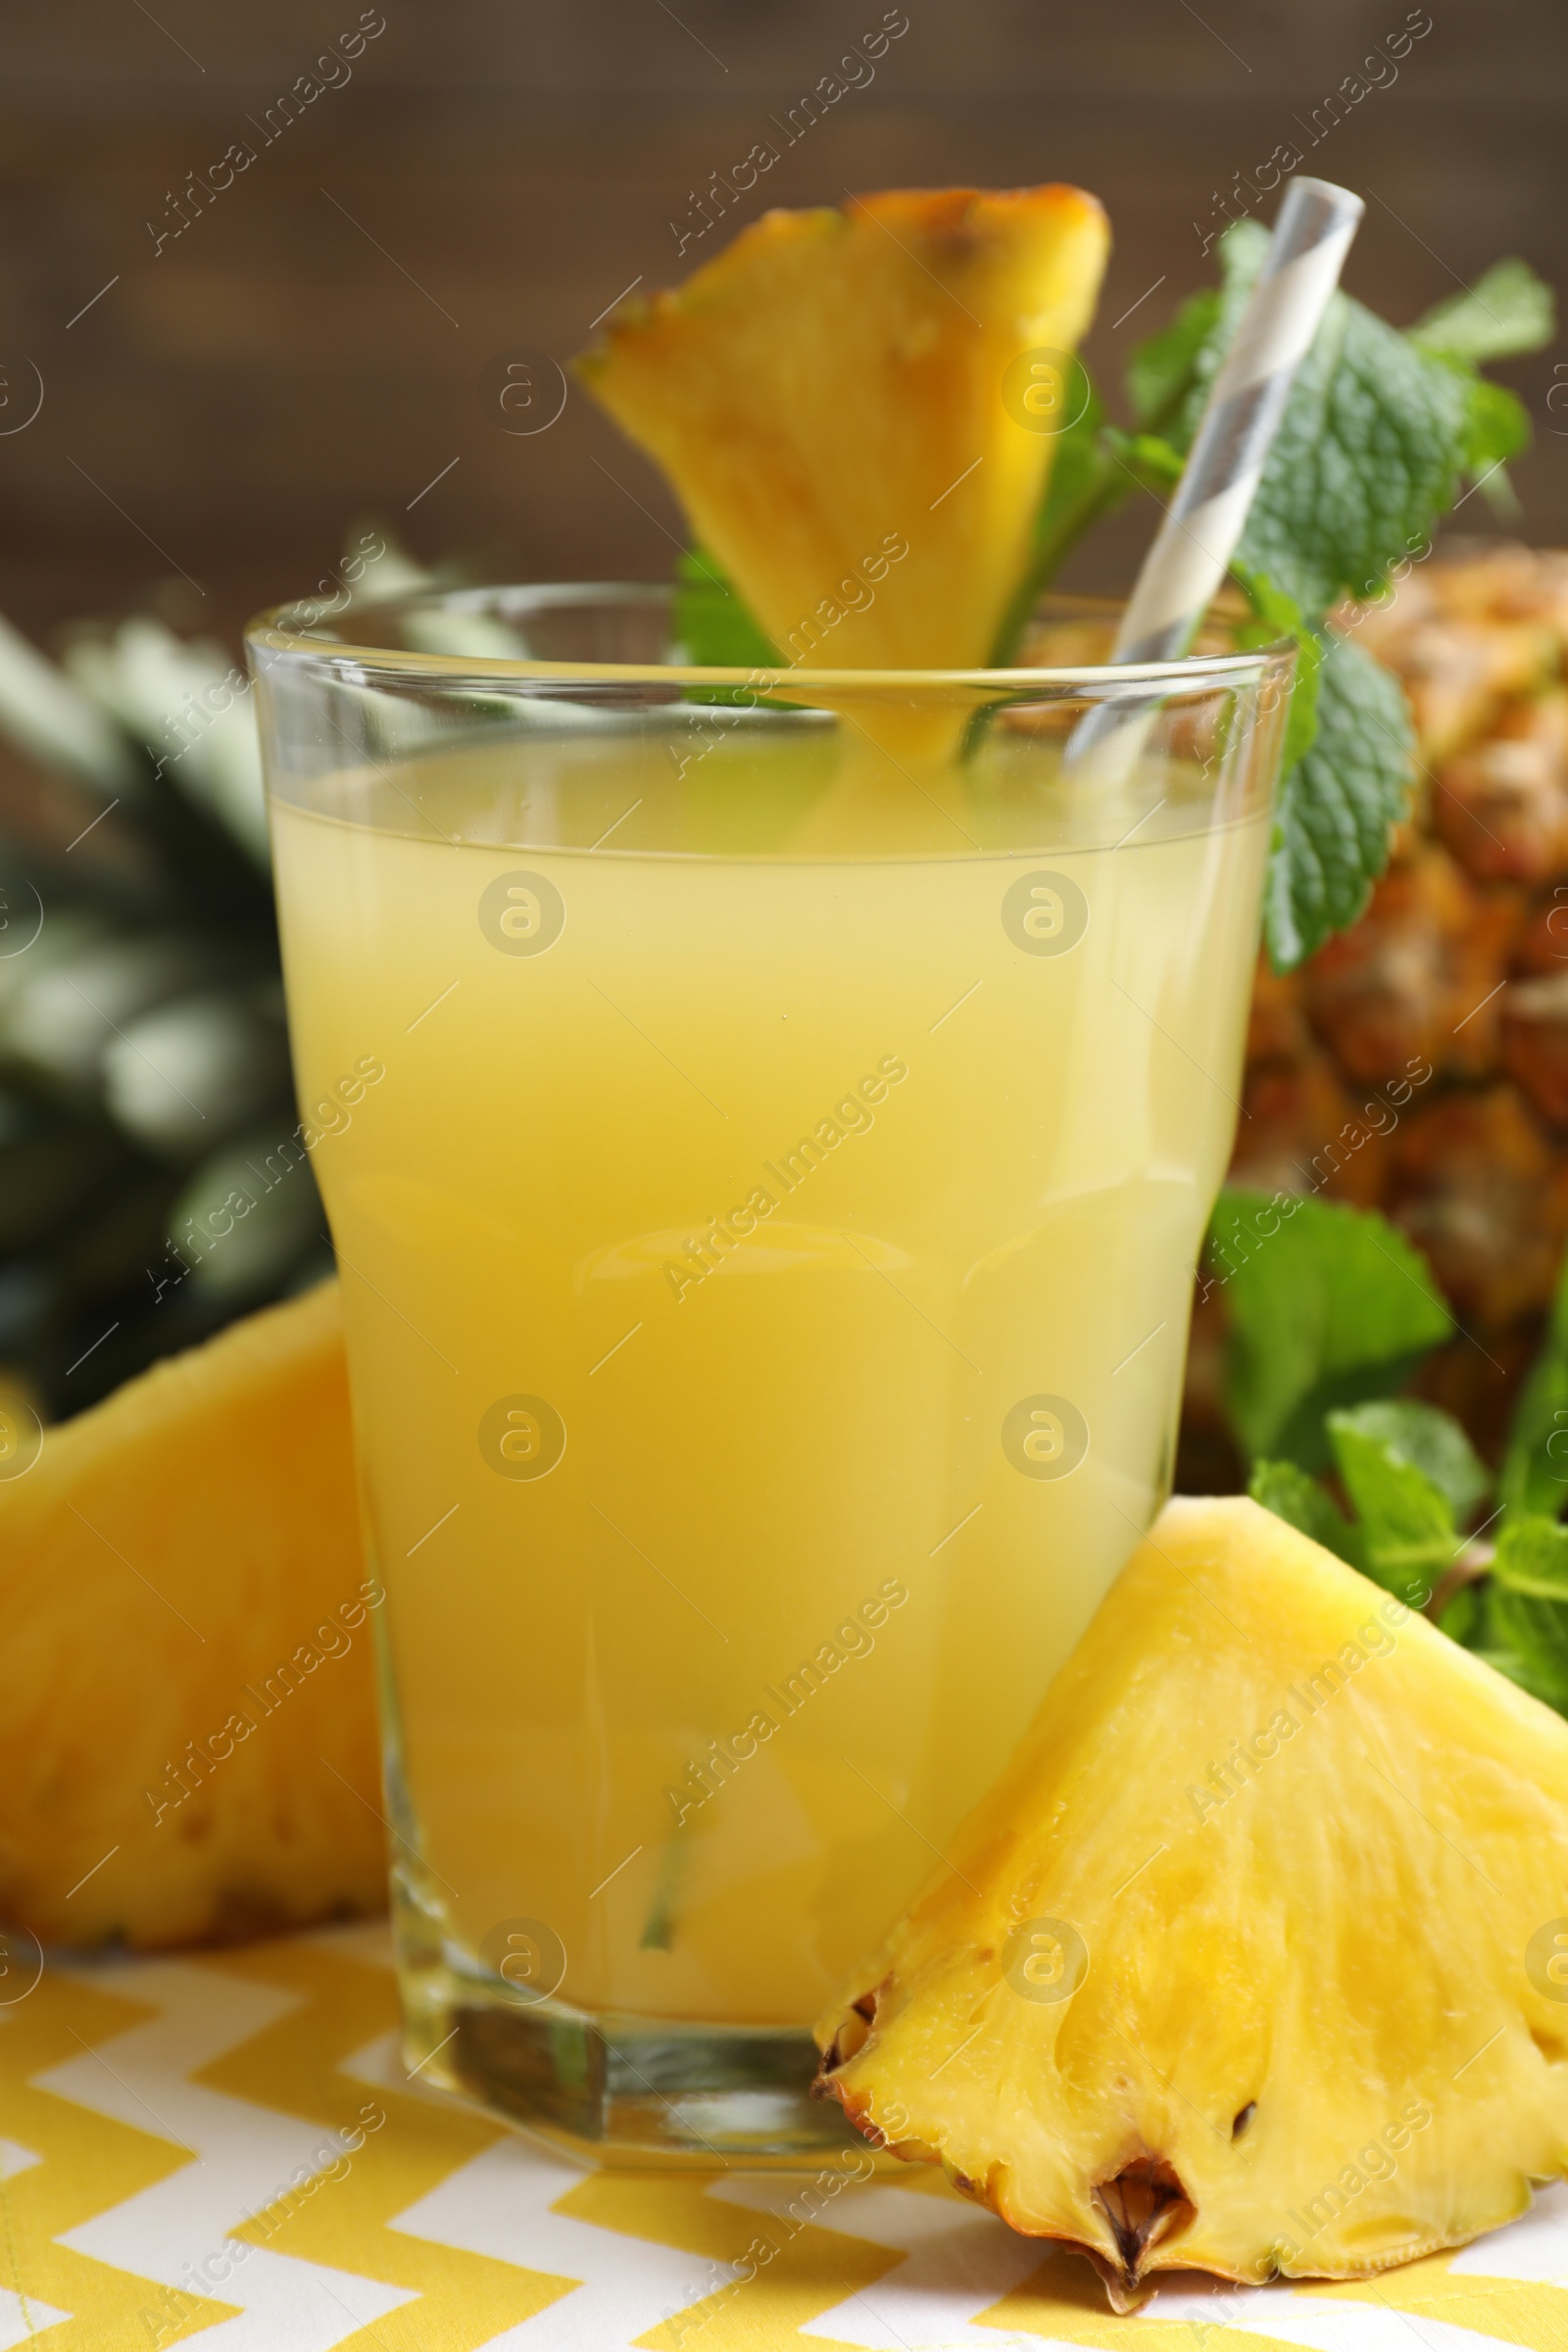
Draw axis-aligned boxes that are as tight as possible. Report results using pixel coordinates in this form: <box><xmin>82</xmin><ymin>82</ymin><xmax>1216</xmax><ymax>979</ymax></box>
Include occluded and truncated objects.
<box><xmin>1283</xmin><ymin>176</ymin><xmax>1367</xmax><ymax>222</ymax></box>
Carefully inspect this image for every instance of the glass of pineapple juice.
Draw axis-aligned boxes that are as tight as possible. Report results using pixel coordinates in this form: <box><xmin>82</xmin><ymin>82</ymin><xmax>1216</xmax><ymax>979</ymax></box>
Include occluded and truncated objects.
<box><xmin>249</xmin><ymin>582</ymin><xmax>1292</xmax><ymax>2160</ymax></box>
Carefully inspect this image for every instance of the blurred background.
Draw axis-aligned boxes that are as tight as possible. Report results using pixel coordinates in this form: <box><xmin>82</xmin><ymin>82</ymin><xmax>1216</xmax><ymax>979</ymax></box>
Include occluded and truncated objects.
<box><xmin>5</xmin><ymin>0</ymin><xmax>1566</xmax><ymax>636</ymax></box>
<box><xmin>0</xmin><ymin>0</ymin><xmax>1564</xmax><ymax>1436</ymax></box>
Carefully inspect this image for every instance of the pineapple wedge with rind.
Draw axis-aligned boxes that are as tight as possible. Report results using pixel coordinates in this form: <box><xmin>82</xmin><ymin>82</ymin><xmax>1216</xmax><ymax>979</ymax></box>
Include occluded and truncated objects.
<box><xmin>815</xmin><ymin>1495</ymin><xmax>1568</xmax><ymax>2306</ymax></box>
<box><xmin>0</xmin><ymin>1279</ymin><xmax>383</xmax><ymax>1948</ymax></box>
<box><xmin>576</xmin><ymin>185</ymin><xmax>1109</xmax><ymax>670</ymax></box>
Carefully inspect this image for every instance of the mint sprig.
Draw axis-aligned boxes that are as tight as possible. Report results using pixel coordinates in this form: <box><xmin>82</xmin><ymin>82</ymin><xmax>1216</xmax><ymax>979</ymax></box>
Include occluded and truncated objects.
<box><xmin>1255</xmin><ymin>1397</ymin><xmax>1489</xmax><ymax>1613</ymax></box>
<box><xmin>1262</xmin><ymin>633</ymin><xmax>1413</xmax><ymax>969</ymax></box>
<box><xmin>1125</xmin><ymin>222</ymin><xmax>1550</xmax><ymax>967</ymax></box>
<box><xmin>1207</xmin><ymin>1188</ymin><xmax>1450</xmax><ymax>1467</ymax></box>
<box><xmin>1407</xmin><ymin>257</ymin><xmax>1556</xmax><ymax>367</ymax></box>
<box><xmin>1224</xmin><ymin>1187</ymin><xmax>1568</xmax><ymax>1722</ymax></box>
<box><xmin>1168</xmin><ymin>221</ymin><xmax>1480</xmax><ymax>618</ymax></box>
<box><xmin>1023</xmin><ymin>225</ymin><xmax>1550</xmax><ymax>965</ymax></box>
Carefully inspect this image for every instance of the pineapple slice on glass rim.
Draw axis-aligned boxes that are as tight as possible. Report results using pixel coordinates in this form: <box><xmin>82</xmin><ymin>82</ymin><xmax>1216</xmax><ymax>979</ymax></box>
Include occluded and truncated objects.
<box><xmin>576</xmin><ymin>183</ymin><xmax>1110</xmax><ymax>674</ymax></box>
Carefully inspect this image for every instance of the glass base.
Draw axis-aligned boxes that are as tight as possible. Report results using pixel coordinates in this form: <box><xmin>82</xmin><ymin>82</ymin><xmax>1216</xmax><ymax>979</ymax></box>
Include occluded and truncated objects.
<box><xmin>395</xmin><ymin>1878</ymin><xmax>874</xmax><ymax>2165</ymax></box>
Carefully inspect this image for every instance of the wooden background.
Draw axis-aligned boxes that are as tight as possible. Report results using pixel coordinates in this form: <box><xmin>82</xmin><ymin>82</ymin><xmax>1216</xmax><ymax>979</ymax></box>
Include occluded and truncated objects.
<box><xmin>2</xmin><ymin>0</ymin><xmax>1565</xmax><ymax>653</ymax></box>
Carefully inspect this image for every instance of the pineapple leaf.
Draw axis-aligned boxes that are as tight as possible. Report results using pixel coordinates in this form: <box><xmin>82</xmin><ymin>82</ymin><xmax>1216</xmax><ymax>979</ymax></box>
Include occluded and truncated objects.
<box><xmin>0</xmin><ymin>614</ymin><xmax>143</xmax><ymax>797</ymax></box>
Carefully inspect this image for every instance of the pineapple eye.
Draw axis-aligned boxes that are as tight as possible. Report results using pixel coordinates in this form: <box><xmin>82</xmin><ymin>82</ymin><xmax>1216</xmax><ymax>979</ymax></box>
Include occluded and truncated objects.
<box><xmin>1094</xmin><ymin>2158</ymin><xmax>1194</xmax><ymax>2281</ymax></box>
<box><xmin>1232</xmin><ymin>2102</ymin><xmax>1256</xmax><ymax>2140</ymax></box>
<box><xmin>827</xmin><ymin>2010</ymin><xmax>870</xmax><ymax>2068</ymax></box>
<box><xmin>822</xmin><ymin>1986</ymin><xmax>883</xmax><ymax>2072</ymax></box>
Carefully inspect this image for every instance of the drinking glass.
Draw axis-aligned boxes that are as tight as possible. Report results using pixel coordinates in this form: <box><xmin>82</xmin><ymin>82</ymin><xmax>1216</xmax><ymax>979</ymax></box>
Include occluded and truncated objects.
<box><xmin>249</xmin><ymin>583</ymin><xmax>1293</xmax><ymax>2160</ymax></box>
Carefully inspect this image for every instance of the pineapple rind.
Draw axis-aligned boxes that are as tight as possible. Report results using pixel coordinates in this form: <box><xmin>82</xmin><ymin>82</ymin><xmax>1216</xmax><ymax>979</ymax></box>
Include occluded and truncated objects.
<box><xmin>577</xmin><ymin>184</ymin><xmax>1110</xmax><ymax>672</ymax></box>
<box><xmin>816</xmin><ymin>1496</ymin><xmax>1568</xmax><ymax>2292</ymax></box>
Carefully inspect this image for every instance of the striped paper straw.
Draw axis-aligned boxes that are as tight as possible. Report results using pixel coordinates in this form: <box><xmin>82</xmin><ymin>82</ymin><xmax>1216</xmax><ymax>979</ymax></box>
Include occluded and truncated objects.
<box><xmin>1063</xmin><ymin>178</ymin><xmax>1363</xmax><ymax>776</ymax></box>
<box><xmin>1113</xmin><ymin>177</ymin><xmax>1364</xmax><ymax>664</ymax></box>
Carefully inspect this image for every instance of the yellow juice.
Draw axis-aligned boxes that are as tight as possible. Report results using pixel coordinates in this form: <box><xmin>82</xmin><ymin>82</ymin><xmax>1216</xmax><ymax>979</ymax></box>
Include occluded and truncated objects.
<box><xmin>270</xmin><ymin>712</ymin><xmax>1268</xmax><ymax>2032</ymax></box>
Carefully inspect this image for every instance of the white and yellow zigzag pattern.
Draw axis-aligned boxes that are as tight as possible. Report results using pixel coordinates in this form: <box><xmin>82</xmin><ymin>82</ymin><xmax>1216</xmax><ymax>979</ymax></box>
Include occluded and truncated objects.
<box><xmin>4</xmin><ymin>1925</ymin><xmax>1568</xmax><ymax>2352</ymax></box>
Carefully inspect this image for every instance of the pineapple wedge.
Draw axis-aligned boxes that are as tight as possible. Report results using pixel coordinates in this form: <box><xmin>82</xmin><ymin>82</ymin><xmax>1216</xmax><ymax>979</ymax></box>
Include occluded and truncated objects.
<box><xmin>576</xmin><ymin>185</ymin><xmax>1109</xmax><ymax>670</ymax></box>
<box><xmin>0</xmin><ymin>1280</ymin><xmax>384</xmax><ymax>1948</ymax></box>
<box><xmin>816</xmin><ymin>1495</ymin><xmax>1568</xmax><ymax>2305</ymax></box>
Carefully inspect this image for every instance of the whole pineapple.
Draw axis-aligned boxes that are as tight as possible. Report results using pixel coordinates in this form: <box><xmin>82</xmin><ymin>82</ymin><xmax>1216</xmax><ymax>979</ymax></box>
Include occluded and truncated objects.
<box><xmin>1189</xmin><ymin>543</ymin><xmax>1568</xmax><ymax>1468</ymax></box>
<box><xmin>0</xmin><ymin>536</ymin><xmax>424</xmax><ymax>1420</ymax></box>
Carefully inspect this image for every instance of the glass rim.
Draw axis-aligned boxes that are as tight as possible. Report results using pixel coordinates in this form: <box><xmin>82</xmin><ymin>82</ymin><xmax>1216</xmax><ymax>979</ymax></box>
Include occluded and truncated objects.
<box><xmin>245</xmin><ymin>580</ymin><xmax>1297</xmax><ymax>697</ymax></box>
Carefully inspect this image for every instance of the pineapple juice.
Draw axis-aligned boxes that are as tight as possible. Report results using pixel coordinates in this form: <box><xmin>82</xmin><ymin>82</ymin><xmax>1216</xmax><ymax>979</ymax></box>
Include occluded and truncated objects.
<box><xmin>270</xmin><ymin>709</ymin><xmax>1268</xmax><ymax>2031</ymax></box>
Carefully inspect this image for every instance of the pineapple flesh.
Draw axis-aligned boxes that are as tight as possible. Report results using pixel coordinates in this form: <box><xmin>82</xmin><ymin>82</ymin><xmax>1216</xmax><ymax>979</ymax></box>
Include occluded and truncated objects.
<box><xmin>576</xmin><ymin>184</ymin><xmax>1109</xmax><ymax>671</ymax></box>
<box><xmin>0</xmin><ymin>1279</ymin><xmax>383</xmax><ymax>1947</ymax></box>
<box><xmin>815</xmin><ymin>1496</ymin><xmax>1568</xmax><ymax>2305</ymax></box>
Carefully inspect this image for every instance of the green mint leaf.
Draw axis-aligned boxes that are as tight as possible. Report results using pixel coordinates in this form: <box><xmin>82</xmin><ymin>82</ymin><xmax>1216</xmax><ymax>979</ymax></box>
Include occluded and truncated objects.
<box><xmin>1407</xmin><ymin>258</ymin><xmax>1556</xmax><ymax>366</ymax></box>
<box><xmin>1128</xmin><ymin>226</ymin><xmax>1546</xmax><ymax>974</ymax></box>
<box><xmin>1500</xmin><ymin>1245</ymin><xmax>1568</xmax><ymax>1517</ymax></box>
<box><xmin>1437</xmin><ymin>1505</ymin><xmax>1568</xmax><ymax>1719</ymax></box>
<box><xmin>1126</xmin><ymin>287</ymin><xmax>1222</xmax><ymax>433</ymax></box>
<box><xmin>1464</xmin><ymin>376</ymin><xmax>1532</xmax><ymax>473</ymax></box>
<box><xmin>1153</xmin><ymin>221</ymin><xmax>1271</xmax><ymax>445</ymax></box>
<box><xmin>1148</xmin><ymin>220</ymin><xmax>1482</xmax><ymax>618</ymax></box>
<box><xmin>1331</xmin><ymin>1398</ymin><xmax>1489</xmax><ymax>1521</ymax></box>
<box><xmin>1229</xmin><ymin>567</ymin><xmax>1323</xmax><ymax>778</ymax></box>
<box><xmin>1501</xmin><ymin>1353</ymin><xmax>1568</xmax><ymax>1519</ymax></box>
<box><xmin>991</xmin><ymin>382</ymin><xmax>1200</xmax><ymax>660</ymax></box>
<box><xmin>1248</xmin><ymin>1456</ymin><xmax>1359</xmax><ymax>1564</ymax></box>
<box><xmin>1251</xmin><ymin>1400</ymin><xmax>1490</xmax><ymax>1624</ymax></box>
<box><xmin>1326</xmin><ymin>1405</ymin><xmax>1456</xmax><ymax>1608</ymax></box>
<box><xmin>1437</xmin><ymin>1578</ymin><xmax>1488</xmax><ymax>1647</ymax></box>
<box><xmin>1482</xmin><ymin>1584</ymin><xmax>1568</xmax><ymax>1714</ymax></box>
<box><xmin>1029</xmin><ymin>361</ymin><xmax>1109</xmax><ymax>558</ymax></box>
<box><xmin>1210</xmin><ymin>1189</ymin><xmax>1451</xmax><ymax>1467</ymax></box>
<box><xmin>1111</xmin><ymin>429</ymin><xmax>1185</xmax><ymax>487</ymax></box>
<box><xmin>1456</xmin><ymin>376</ymin><xmax>1531</xmax><ymax>520</ymax></box>
<box><xmin>1493</xmin><ymin>1514</ymin><xmax>1568</xmax><ymax>1601</ymax></box>
<box><xmin>1233</xmin><ymin>293</ymin><xmax>1473</xmax><ymax>618</ymax></box>
<box><xmin>991</xmin><ymin>362</ymin><xmax>1130</xmax><ymax>659</ymax></box>
<box><xmin>672</xmin><ymin>546</ymin><xmax>777</xmax><ymax>669</ymax></box>
<box><xmin>1263</xmin><ymin>630</ymin><xmax>1412</xmax><ymax>970</ymax></box>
